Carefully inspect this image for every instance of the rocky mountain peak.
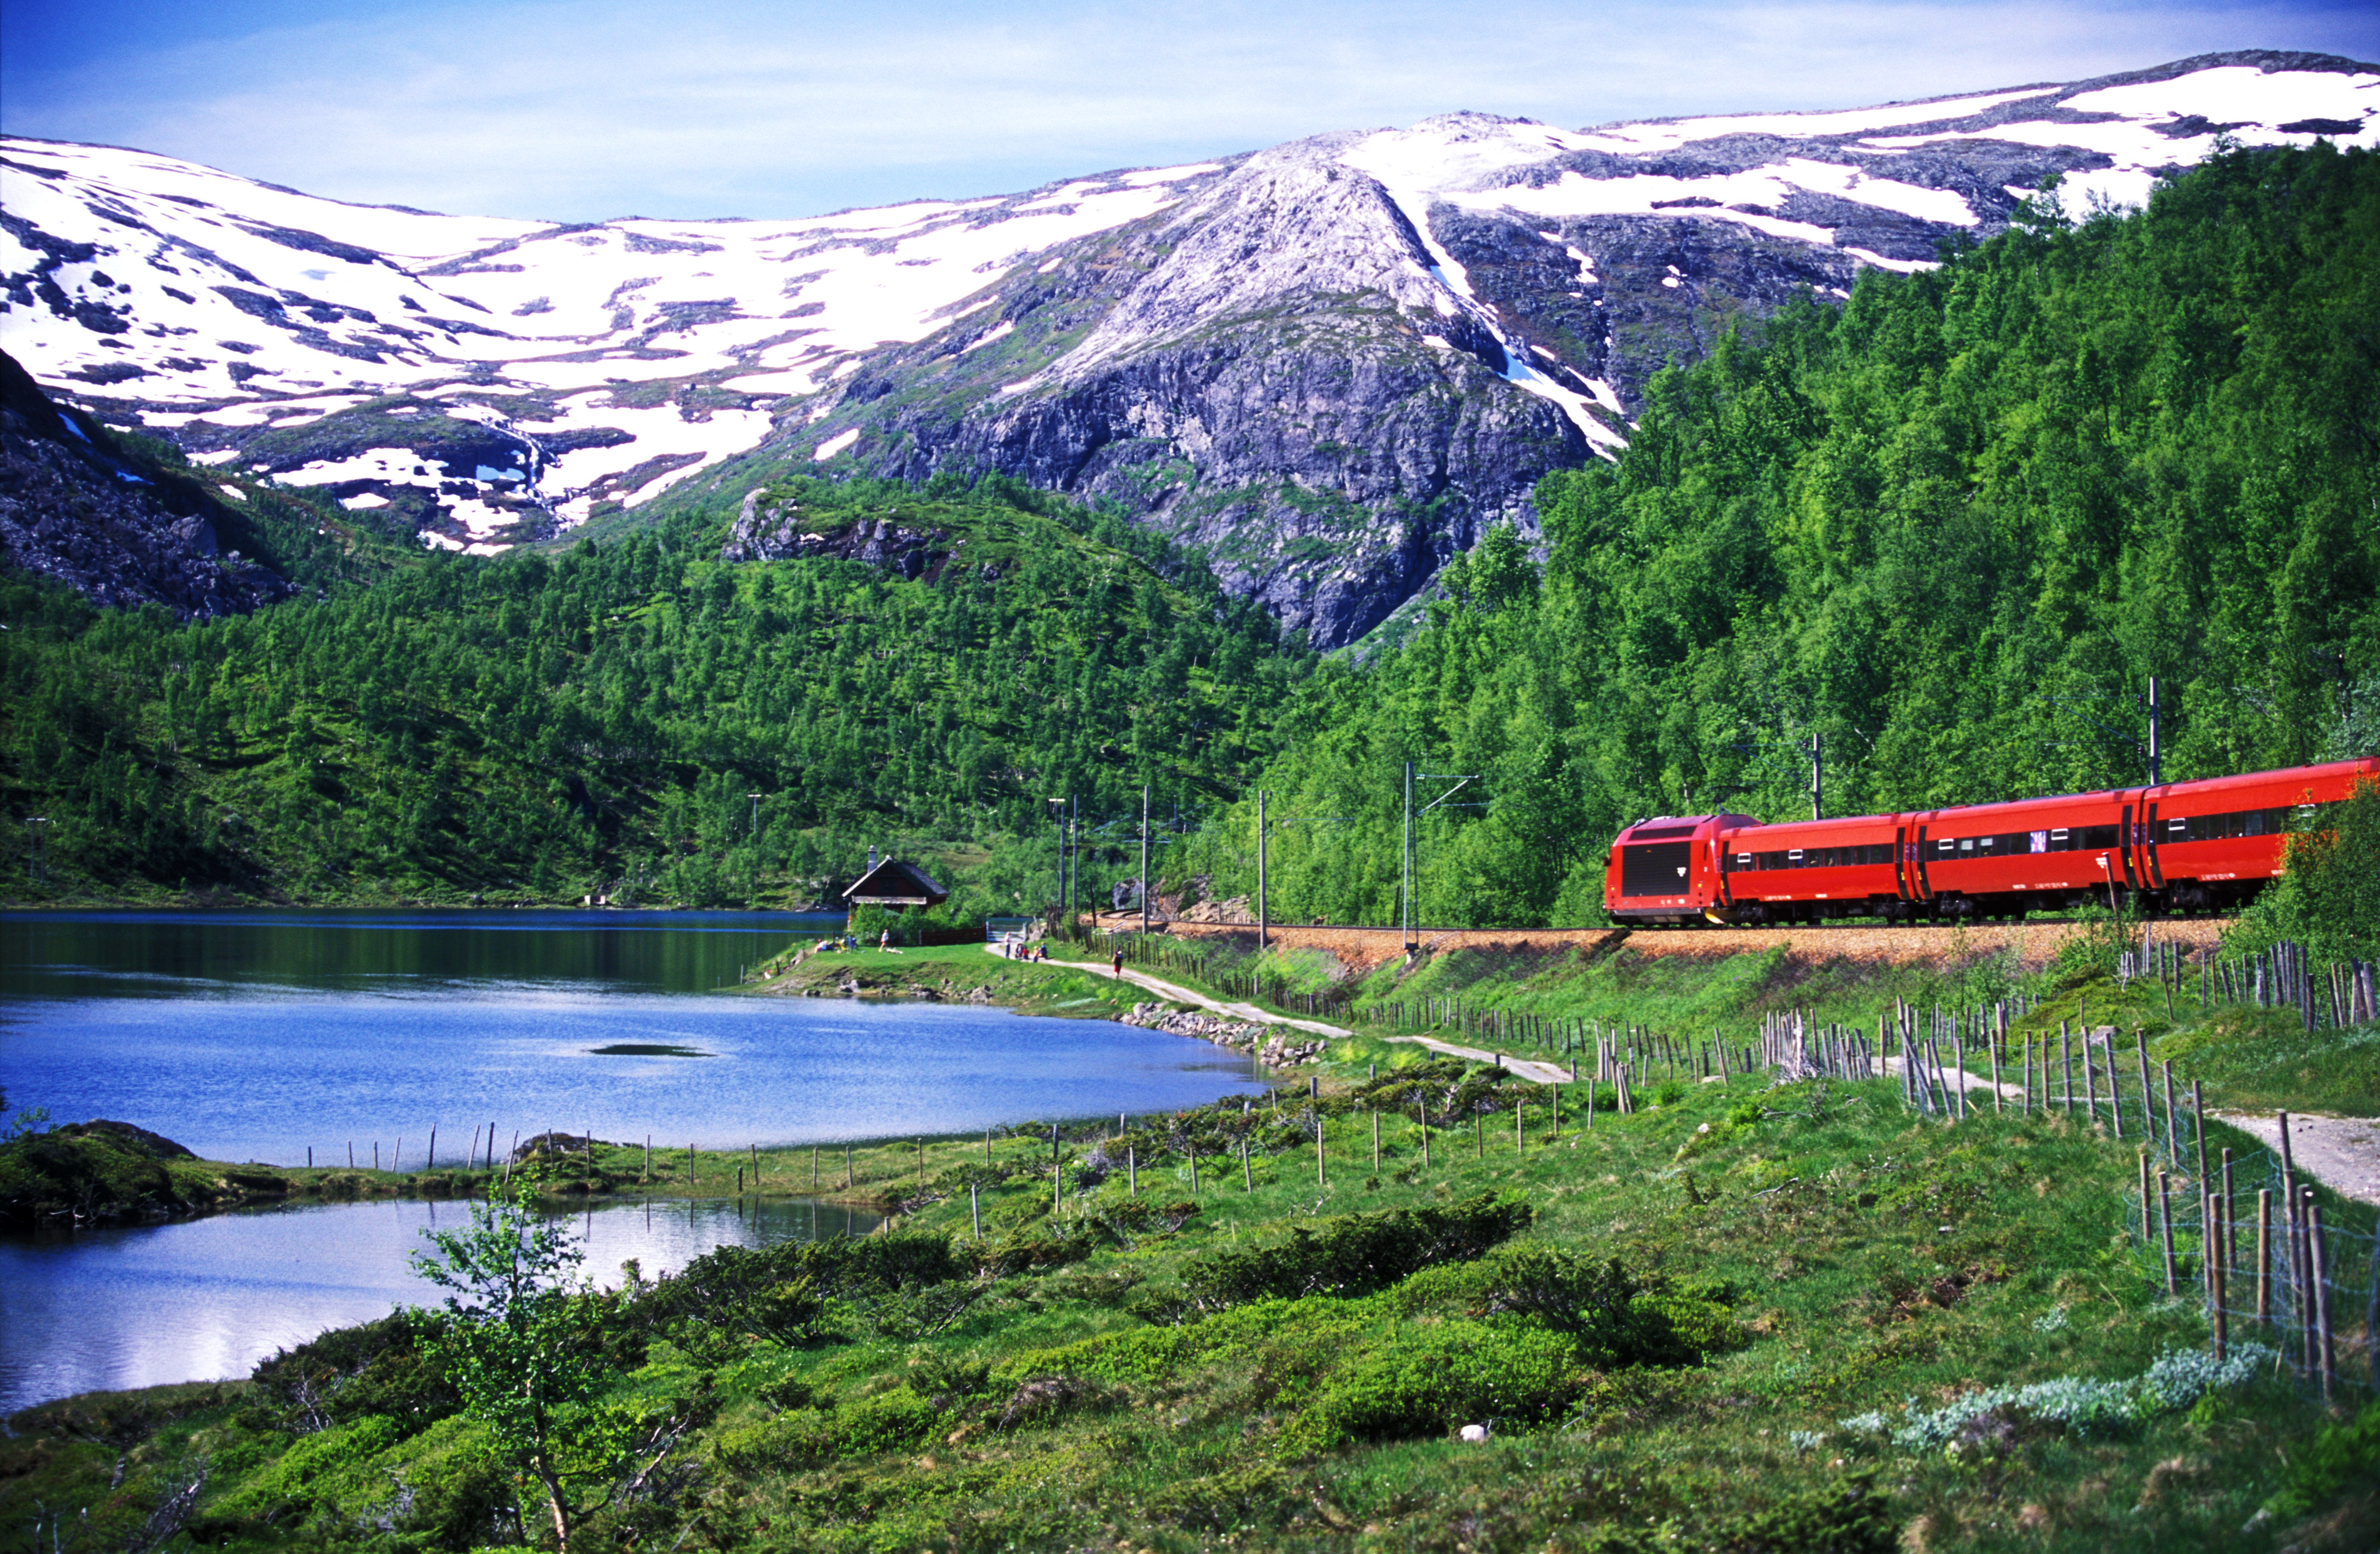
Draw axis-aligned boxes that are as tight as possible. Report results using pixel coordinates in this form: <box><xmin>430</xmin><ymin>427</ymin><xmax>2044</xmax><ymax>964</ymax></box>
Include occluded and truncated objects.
<box><xmin>5</xmin><ymin>52</ymin><xmax>2374</xmax><ymax>642</ymax></box>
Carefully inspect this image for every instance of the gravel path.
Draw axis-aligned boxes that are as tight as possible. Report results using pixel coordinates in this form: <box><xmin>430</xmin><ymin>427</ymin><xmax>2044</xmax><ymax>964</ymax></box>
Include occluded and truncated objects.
<box><xmin>1024</xmin><ymin>948</ymin><xmax>1582</xmax><ymax>1082</ymax></box>
<box><xmin>1139</xmin><ymin>915</ymin><xmax>2232</xmax><ymax>972</ymax></box>
<box><xmin>1016</xmin><ymin>947</ymin><xmax>1351</xmax><ymax>1039</ymax></box>
<box><xmin>2212</xmin><ymin>1111</ymin><xmax>2380</xmax><ymax>1207</ymax></box>
<box><xmin>1379</xmin><ymin>1036</ymin><xmax>1569</xmax><ymax>1085</ymax></box>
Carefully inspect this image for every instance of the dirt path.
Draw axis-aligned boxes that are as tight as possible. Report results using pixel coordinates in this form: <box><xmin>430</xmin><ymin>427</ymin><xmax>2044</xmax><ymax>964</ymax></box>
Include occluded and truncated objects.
<box><xmin>1380</xmin><ymin>1036</ymin><xmax>1569</xmax><ymax>1085</ymax></box>
<box><xmin>1881</xmin><ymin>1054</ymin><xmax>2027</xmax><ymax>1105</ymax></box>
<box><xmin>1021</xmin><ymin>948</ymin><xmax>1583</xmax><ymax>1084</ymax></box>
<box><xmin>2211</xmin><ymin>1111</ymin><xmax>2380</xmax><ymax>1207</ymax></box>
<box><xmin>1010</xmin><ymin>946</ymin><xmax>1351</xmax><ymax>1040</ymax></box>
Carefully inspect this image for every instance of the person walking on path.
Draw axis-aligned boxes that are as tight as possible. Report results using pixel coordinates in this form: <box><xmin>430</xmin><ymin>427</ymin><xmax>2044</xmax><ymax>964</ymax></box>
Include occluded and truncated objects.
<box><xmin>1112</xmin><ymin>948</ymin><xmax>1125</xmax><ymax>977</ymax></box>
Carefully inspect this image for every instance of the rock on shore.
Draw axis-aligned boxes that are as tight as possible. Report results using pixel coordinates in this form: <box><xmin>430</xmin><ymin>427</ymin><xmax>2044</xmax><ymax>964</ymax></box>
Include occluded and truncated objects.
<box><xmin>1118</xmin><ymin>1002</ymin><xmax>1326</xmax><ymax>1068</ymax></box>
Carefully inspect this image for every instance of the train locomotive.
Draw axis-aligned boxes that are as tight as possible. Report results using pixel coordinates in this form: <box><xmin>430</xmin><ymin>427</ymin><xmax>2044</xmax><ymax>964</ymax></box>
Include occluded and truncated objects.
<box><xmin>1602</xmin><ymin>757</ymin><xmax>2380</xmax><ymax>926</ymax></box>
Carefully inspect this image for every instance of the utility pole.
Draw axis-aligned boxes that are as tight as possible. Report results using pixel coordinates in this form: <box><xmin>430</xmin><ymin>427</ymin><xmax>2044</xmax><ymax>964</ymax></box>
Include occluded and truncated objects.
<box><xmin>1401</xmin><ymin>763</ymin><xmax>1413</xmax><ymax>955</ymax></box>
<box><xmin>1257</xmin><ymin>790</ymin><xmax>1268</xmax><ymax>949</ymax></box>
<box><xmin>747</xmin><ymin>792</ymin><xmax>763</xmax><ymax>838</ymax></box>
<box><xmin>1404</xmin><ymin>769</ymin><xmax>1479</xmax><ymax>953</ymax></box>
<box><xmin>1140</xmin><ymin>784</ymin><xmax>1151</xmax><ymax>936</ymax></box>
<box><xmin>26</xmin><ymin>816</ymin><xmax>47</xmax><ymax>886</ymax></box>
<box><xmin>1051</xmin><ymin>798</ymin><xmax>1065</xmax><ymax>931</ymax></box>
<box><xmin>2146</xmin><ymin>677</ymin><xmax>2161</xmax><ymax>787</ymax></box>
<box><xmin>1068</xmin><ymin>795</ymin><xmax>1079</xmax><ymax>925</ymax></box>
<box><xmin>1810</xmin><ymin>733</ymin><xmax>1823</xmax><ymax>821</ymax></box>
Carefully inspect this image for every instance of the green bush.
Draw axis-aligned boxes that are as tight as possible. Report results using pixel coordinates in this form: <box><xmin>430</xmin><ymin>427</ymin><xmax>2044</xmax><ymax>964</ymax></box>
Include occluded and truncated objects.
<box><xmin>1286</xmin><ymin>1321</ymin><xmax>1582</xmax><ymax>1449</ymax></box>
<box><xmin>713</xmin><ymin>1387</ymin><xmax>941</xmax><ymax>1468</ymax></box>
<box><xmin>1182</xmin><ymin>1191</ymin><xmax>1532</xmax><ymax>1309</ymax></box>
<box><xmin>2264</xmin><ymin>1397</ymin><xmax>2380</xmax><ymax>1521</ymax></box>
<box><xmin>621</xmin><ymin>1232</ymin><xmax>962</xmax><ymax>1355</ymax></box>
<box><xmin>1391</xmin><ymin>1245</ymin><xmax>1745</xmax><ymax>1367</ymax></box>
<box><xmin>212</xmin><ymin>1414</ymin><xmax>404</xmax><ymax>1517</ymax></box>
<box><xmin>247</xmin><ymin>1312</ymin><xmax>460</xmax><ymax>1433</ymax></box>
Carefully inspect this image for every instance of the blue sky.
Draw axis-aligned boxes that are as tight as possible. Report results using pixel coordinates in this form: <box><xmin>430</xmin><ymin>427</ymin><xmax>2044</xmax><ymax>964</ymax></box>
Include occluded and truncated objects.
<box><xmin>4</xmin><ymin>0</ymin><xmax>2375</xmax><ymax>223</ymax></box>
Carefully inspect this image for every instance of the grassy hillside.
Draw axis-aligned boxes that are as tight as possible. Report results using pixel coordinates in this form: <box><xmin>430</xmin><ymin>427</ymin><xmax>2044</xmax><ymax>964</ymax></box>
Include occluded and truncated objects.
<box><xmin>5</xmin><ymin>926</ymin><xmax>2374</xmax><ymax>1552</ymax></box>
<box><xmin>4</xmin><ymin>1044</ymin><xmax>2369</xmax><ymax>1551</ymax></box>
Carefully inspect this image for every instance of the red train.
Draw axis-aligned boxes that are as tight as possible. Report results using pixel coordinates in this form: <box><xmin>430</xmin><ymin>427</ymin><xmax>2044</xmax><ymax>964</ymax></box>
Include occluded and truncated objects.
<box><xmin>1602</xmin><ymin>758</ymin><xmax>2380</xmax><ymax>926</ymax></box>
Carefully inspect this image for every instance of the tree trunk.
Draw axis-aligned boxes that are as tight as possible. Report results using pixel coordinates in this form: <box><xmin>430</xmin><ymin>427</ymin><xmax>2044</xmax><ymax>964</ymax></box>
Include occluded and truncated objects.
<box><xmin>533</xmin><ymin>1453</ymin><xmax>571</xmax><ymax>1553</ymax></box>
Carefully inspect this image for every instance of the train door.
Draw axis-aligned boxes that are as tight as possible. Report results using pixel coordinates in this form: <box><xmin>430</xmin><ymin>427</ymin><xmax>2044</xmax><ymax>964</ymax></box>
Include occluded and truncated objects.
<box><xmin>1893</xmin><ymin>824</ymin><xmax>1911</xmax><ymax>901</ymax></box>
<box><xmin>1910</xmin><ymin>823</ymin><xmax>1932</xmax><ymax>902</ymax></box>
<box><xmin>2142</xmin><ymin>801</ymin><xmax>2164</xmax><ymax>889</ymax></box>
<box><xmin>2118</xmin><ymin>804</ymin><xmax>2138</xmax><ymax>888</ymax></box>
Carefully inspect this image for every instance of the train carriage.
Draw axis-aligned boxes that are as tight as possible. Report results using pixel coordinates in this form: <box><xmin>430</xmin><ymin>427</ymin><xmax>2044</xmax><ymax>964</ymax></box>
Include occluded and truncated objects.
<box><xmin>2140</xmin><ymin>757</ymin><xmax>2380</xmax><ymax>914</ymax></box>
<box><xmin>1603</xmin><ymin>815</ymin><xmax>1753</xmax><ymax>924</ymax></box>
<box><xmin>1906</xmin><ymin>789</ymin><xmax>2133</xmax><ymax>920</ymax></box>
<box><xmin>1715</xmin><ymin>817</ymin><xmax>1901</xmax><ymax>924</ymax></box>
<box><xmin>1600</xmin><ymin>759</ymin><xmax>2379</xmax><ymax>926</ymax></box>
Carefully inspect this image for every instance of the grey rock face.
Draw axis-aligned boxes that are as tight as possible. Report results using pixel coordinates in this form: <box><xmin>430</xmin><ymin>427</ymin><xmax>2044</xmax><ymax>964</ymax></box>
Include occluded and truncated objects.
<box><xmin>786</xmin><ymin>51</ymin><xmax>2378</xmax><ymax>645</ymax></box>
<box><xmin>0</xmin><ymin>349</ymin><xmax>289</xmax><ymax>616</ymax></box>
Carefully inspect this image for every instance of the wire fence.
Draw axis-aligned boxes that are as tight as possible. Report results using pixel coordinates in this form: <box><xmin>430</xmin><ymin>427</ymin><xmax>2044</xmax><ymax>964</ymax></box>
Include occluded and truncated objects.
<box><xmin>2121</xmin><ymin>1131</ymin><xmax>2377</xmax><ymax>1401</ymax></box>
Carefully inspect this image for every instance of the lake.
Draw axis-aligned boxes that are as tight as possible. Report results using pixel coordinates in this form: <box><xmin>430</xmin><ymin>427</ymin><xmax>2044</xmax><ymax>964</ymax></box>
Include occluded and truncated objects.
<box><xmin>0</xmin><ymin>910</ymin><xmax>1269</xmax><ymax>1410</ymax></box>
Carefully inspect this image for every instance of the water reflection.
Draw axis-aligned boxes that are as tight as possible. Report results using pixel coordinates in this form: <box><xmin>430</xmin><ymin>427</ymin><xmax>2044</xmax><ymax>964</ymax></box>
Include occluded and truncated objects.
<box><xmin>0</xmin><ymin>909</ymin><xmax>1271</xmax><ymax>1411</ymax></box>
<box><xmin>0</xmin><ymin>1193</ymin><xmax>879</xmax><ymax>1413</ymax></box>
<box><xmin>0</xmin><ymin>909</ymin><xmax>836</xmax><ymax>999</ymax></box>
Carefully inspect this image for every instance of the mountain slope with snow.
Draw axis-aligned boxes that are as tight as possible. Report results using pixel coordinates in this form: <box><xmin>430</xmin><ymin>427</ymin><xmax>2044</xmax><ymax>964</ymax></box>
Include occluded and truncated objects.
<box><xmin>4</xmin><ymin>50</ymin><xmax>2374</xmax><ymax>640</ymax></box>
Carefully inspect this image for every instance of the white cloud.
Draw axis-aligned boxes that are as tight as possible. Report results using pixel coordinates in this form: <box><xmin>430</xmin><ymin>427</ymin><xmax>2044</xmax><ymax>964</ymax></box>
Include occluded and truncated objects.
<box><xmin>3</xmin><ymin>0</ymin><xmax>2374</xmax><ymax>222</ymax></box>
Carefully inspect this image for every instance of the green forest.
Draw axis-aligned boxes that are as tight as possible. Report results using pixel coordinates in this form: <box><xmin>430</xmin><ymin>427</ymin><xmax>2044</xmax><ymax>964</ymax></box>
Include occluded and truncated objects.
<box><xmin>2</xmin><ymin>142</ymin><xmax>2376</xmax><ymax>922</ymax></box>
<box><xmin>0</xmin><ymin>475</ymin><xmax>1309</xmax><ymax>909</ymax></box>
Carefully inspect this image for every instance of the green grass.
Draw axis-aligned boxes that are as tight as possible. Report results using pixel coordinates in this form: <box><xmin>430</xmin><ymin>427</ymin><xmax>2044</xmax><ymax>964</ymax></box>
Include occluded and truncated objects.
<box><xmin>6</xmin><ymin>1050</ymin><xmax>2369</xmax><ymax>1553</ymax></box>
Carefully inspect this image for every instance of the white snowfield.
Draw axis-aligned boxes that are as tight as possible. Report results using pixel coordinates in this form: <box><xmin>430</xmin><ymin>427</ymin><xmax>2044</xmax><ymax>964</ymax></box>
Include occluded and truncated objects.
<box><xmin>3</xmin><ymin>58</ymin><xmax>2374</xmax><ymax>548</ymax></box>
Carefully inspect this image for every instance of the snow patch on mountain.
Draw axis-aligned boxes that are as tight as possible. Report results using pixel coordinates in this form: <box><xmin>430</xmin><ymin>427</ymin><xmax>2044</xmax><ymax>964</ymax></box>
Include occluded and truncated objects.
<box><xmin>5</xmin><ymin>51</ymin><xmax>2375</xmax><ymax>583</ymax></box>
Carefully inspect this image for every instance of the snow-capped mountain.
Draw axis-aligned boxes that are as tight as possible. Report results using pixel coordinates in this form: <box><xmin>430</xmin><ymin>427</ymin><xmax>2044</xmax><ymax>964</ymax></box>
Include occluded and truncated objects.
<box><xmin>4</xmin><ymin>51</ymin><xmax>2374</xmax><ymax>642</ymax></box>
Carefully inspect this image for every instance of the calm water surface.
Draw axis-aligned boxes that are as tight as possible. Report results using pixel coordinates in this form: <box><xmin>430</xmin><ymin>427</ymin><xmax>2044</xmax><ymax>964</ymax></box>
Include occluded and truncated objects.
<box><xmin>0</xmin><ymin>1196</ymin><xmax>879</xmax><ymax>1413</ymax></box>
<box><xmin>0</xmin><ymin>910</ymin><xmax>1267</xmax><ymax>1410</ymax></box>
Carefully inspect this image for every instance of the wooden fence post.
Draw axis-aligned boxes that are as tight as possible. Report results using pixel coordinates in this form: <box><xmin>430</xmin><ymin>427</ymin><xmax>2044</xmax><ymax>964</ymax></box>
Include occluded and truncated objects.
<box><xmin>2309</xmin><ymin>1203</ymin><xmax>2337</xmax><ymax>1401</ymax></box>
<box><xmin>2157</xmin><ymin>1170</ymin><xmax>2178</xmax><ymax>1295</ymax></box>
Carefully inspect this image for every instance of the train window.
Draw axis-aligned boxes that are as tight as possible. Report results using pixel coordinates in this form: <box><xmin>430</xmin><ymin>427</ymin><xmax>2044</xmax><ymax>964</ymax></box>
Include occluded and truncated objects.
<box><xmin>2167</xmin><ymin>803</ymin><xmax>2335</xmax><ymax>843</ymax></box>
<box><xmin>1726</xmin><ymin>845</ymin><xmax>1895</xmax><ymax>869</ymax></box>
<box><xmin>2030</xmin><ymin>831</ymin><xmax>2048</xmax><ymax>852</ymax></box>
<box><xmin>1619</xmin><ymin>841</ymin><xmax>1693</xmax><ymax>896</ymax></box>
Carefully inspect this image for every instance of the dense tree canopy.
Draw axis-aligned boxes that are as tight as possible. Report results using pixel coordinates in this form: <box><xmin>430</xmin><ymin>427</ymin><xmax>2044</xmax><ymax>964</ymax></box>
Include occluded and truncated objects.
<box><xmin>0</xmin><ymin>476</ymin><xmax>1309</xmax><ymax>905</ymax></box>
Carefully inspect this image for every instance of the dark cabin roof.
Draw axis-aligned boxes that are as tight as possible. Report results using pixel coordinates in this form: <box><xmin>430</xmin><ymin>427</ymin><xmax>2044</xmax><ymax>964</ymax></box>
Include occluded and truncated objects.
<box><xmin>843</xmin><ymin>858</ymin><xmax>949</xmax><ymax>909</ymax></box>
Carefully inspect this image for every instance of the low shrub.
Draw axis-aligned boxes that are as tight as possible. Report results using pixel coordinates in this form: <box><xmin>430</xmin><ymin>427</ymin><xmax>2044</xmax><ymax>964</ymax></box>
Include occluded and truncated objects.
<box><xmin>2263</xmin><ymin>1396</ymin><xmax>2380</xmax><ymax>1522</ymax></box>
<box><xmin>622</xmin><ymin>1232</ymin><xmax>963</xmax><ymax>1355</ymax></box>
<box><xmin>1840</xmin><ymin>1342</ymin><xmax>2280</xmax><ymax>1450</ymax></box>
<box><xmin>1285</xmin><ymin>1320</ymin><xmax>1582</xmax><ymax>1450</ymax></box>
<box><xmin>210</xmin><ymin>1413</ymin><xmax>404</xmax><ymax>1517</ymax></box>
<box><xmin>246</xmin><ymin>1312</ymin><xmax>459</xmax><ymax>1434</ymax></box>
<box><xmin>711</xmin><ymin>1386</ymin><xmax>941</xmax><ymax>1468</ymax></box>
<box><xmin>1183</xmin><ymin>1191</ymin><xmax>1532</xmax><ymax>1309</ymax></box>
<box><xmin>1391</xmin><ymin>1245</ymin><xmax>1745</xmax><ymax>1367</ymax></box>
